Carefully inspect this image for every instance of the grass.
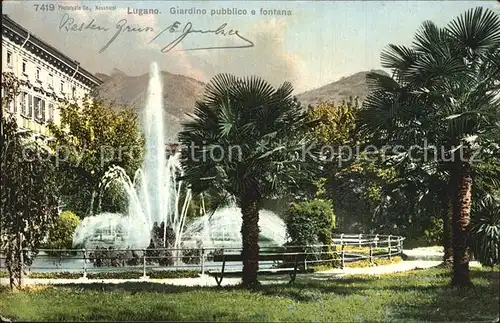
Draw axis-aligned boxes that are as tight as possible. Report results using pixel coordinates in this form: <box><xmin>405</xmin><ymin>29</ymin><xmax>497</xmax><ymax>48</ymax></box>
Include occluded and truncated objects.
<box><xmin>305</xmin><ymin>256</ymin><xmax>402</xmax><ymax>272</ymax></box>
<box><xmin>336</xmin><ymin>245</ymin><xmax>394</xmax><ymax>255</ymax></box>
<box><xmin>0</xmin><ymin>266</ymin><xmax>498</xmax><ymax>321</ymax></box>
<box><xmin>345</xmin><ymin>256</ymin><xmax>403</xmax><ymax>268</ymax></box>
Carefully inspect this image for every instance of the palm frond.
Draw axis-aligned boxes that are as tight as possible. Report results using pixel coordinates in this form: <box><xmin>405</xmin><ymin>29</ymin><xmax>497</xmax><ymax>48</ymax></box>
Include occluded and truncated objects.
<box><xmin>178</xmin><ymin>74</ymin><xmax>317</xmax><ymax>199</ymax></box>
<box><xmin>412</xmin><ymin>20</ymin><xmax>452</xmax><ymax>57</ymax></box>
<box><xmin>366</xmin><ymin>72</ymin><xmax>401</xmax><ymax>91</ymax></box>
<box><xmin>446</xmin><ymin>7</ymin><xmax>500</xmax><ymax>55</ymax></box>
<box><xmin>380</xmin><ymin>44</ymin><xmax>419</xmax><ymax>83</ymax></box>
<box><xmin>471</xmin><ymin>193</ymin><xmax>500</xmax><ymax>265</ymax></box>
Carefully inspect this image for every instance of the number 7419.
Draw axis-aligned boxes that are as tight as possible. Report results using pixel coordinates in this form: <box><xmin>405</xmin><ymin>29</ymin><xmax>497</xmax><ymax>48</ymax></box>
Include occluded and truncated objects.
<box><xmin>33</xmin><ymin>4</ymin><xmax>56</xmax><ymax>11</ymax></box>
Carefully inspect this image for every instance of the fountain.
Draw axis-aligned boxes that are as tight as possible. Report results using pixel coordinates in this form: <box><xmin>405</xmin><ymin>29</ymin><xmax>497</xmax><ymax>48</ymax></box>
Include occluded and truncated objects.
<box><xmin>73</xmin><ymin>63</ymin><xmax>191</xmax><ymax>250</ymax></box>
<box><xmin>72</xmin><ymin>62</ymin><xmax>287</xmax><ymax>252</ymax></box>
<box><xmin>182</xmin><ymin>206</ymin><xmax>287</xmax><ymax>248</ymax></box>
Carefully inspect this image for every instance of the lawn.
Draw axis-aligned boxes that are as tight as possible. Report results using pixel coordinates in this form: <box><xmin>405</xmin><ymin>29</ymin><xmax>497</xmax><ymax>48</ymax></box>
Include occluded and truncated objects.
<box><xmin>0</xmin><ymin>267</ymin><xmax>498</xmax><ymax>321</ymax></box>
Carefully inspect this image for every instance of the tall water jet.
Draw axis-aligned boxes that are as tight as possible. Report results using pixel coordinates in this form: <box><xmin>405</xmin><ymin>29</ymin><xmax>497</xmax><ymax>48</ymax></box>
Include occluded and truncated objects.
<box><xmin>142</xmin><ymin>62</ymin><xmax>166</xmax><ymax>229</ymax></box>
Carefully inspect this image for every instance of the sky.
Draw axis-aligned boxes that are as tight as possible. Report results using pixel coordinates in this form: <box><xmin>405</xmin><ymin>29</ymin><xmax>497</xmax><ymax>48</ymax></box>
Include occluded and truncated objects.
<box><xmin>3</xmin><ymin>0</ymin><xmax>498</xmax><ymax>93</ymax></box>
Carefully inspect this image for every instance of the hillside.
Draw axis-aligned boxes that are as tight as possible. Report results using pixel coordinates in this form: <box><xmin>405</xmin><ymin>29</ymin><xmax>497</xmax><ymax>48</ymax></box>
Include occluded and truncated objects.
<box><xmin>94</xmin><ymin>68</ymin><xmax>389</xmax><ymax>140</ymax></box>
<box><xmin>296</xmin><ymin>69</ymin><xmax>389</xmax><ymax>108</ymax></box>
<box><xmin>94</xmin><ymin>69</ymin><xmax>205</xmax><ymax>142</ymax></box>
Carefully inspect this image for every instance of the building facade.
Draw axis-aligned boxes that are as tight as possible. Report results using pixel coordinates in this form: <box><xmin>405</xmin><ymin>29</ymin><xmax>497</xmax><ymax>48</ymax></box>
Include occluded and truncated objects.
<box><xmin>1</xmin><ymin>14</ymin><xmax>102</xmax><ymax>138</ymax></box>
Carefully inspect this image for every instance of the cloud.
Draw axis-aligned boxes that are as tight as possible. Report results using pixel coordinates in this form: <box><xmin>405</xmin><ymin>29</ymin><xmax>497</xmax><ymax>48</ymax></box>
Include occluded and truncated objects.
<box><xmin>245</xmin><ymin>18</ymin><xmax>305</xmax><ymax>91</ymax></box>
<box><xmin>176</xmin><ymin>18</ymin><xmax>306</xmax><ymax>92</ymax></box>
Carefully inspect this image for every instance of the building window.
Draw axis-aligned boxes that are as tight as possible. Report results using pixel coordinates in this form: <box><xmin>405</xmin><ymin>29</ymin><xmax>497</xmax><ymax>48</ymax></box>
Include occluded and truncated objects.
<box><xmin>48</xmin><ymin>74</ymin><xmax>53</xmax><ymax>87</ymax></box>
<box><xmin>60</xmin><ymin>81</ymin><xmax>64</xmax><ymax>92</ymax></box>
<box><xmin>33</xmin><ymin>97</ymin><xmax>46</xmax><ymax>122</ymax></box>
<box><xmin>41</xmin><ymin>100</ymin><xmax>46</xmax><ymax>122</ymax></box>
<box><xmin>9</xmin><ymin>96</ymin><xmax>16</xmax><ymax>113</ymax></box>
<box><xmin>21</xmin><ymin>92</ymin><xmax>28</xmax><ymax>115</ymax></box>
<box><xmin>22</xmin><ymin>60</ymin><xmax>27</xmax><ymax>73</ymax></box>
<box><xmin>48</xmin><ymin>103</ymin><xmax>54</xmax><ymax>121</ymax></box>
<box><xmin>36</xmin><ymin>68</ymin><xmax>40</xmax><ymax>80</ymax></box>
<box><xmin>28</xmin><ymin>94</ymin><xmax>33</xmax><ymax>117</ymax></box>
<box><xmin>34</xmin><ymin>97</ymin><xmax>41</xmax><ymax>120</ymax></box>
<box><xmin>7</xmin><ymin>51</ymin><xmax>12</xmax><ymax>65</ymax></box>
<box><xmin>72</xmin><ymin>86</ymin><xmax>76</xmax><ymax>98</ymax></box>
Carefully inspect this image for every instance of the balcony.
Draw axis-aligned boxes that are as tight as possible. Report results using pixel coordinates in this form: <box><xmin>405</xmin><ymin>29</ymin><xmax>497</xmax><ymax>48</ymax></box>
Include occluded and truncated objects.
<box><xmin>19</xmin><ymin>73</ymin><xmax>29</xmax><ymax>83</ymax></box>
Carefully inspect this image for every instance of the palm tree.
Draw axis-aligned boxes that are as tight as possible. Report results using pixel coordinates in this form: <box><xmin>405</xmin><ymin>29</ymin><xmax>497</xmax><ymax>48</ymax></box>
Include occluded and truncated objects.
<box><xmin>359</xmin><ymin>7</ymin><xmax>500</xmax><ymax>287</ymax></box>
<box><xmin>178</xmin><ymin>74</ymin><xmax>319</xmax><ymax>288</ymax></box>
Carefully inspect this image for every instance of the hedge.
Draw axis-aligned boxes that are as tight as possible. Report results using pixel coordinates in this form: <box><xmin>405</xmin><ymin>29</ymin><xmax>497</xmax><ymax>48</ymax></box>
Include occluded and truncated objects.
<box><xmin>0</xmin><ymin>270</ymin><xmax>200</xmax><ymax>279</ymax></box>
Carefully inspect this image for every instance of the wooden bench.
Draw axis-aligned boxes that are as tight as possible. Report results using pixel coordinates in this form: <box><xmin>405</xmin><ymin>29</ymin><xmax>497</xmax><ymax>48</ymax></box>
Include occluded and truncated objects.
<box><xmin>207</xmin><ymin>247</ymin><xmax>306</xmax><ymax>286</ymax></box>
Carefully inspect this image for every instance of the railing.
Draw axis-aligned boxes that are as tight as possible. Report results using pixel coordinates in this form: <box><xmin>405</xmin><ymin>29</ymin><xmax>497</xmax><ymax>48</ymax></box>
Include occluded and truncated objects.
<box><xmin>0</xmin><ymin>234</ymin><xmax>405</xmax><ymax>279</ymax></box>
<box><xmin>332</xmin><ymin>234</ymin><xmax>405</xmax><ymax>269</ymax></box>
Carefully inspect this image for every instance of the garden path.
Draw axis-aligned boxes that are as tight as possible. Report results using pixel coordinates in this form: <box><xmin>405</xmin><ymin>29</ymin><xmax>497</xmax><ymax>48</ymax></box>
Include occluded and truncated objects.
<box><xmin>0</xmin><ymin>260</ymin><xmax>481</xmax><ymax>287</ymax></box>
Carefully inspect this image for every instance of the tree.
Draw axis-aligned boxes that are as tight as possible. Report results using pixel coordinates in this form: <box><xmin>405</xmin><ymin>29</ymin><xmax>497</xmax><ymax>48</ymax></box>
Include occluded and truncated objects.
<box><xmin>47</xmin><ymin>98</ymin><xmax>145</xmax><ymax>217</ymax></box>
<box><xmin>305</xmin><ymin>101</ymin><xmax>357</xmax><ymax>147</ymax></box>
<box><xmin>45</xmin><ymin>211</ymin><xmax>81</xmax><ymax>251</ymax></box>
<box><xmin>306</xmin><ymin>100</ymin><xmax>445</xmax><ymax>245</ymax></box>
<box><xmin>304</xmin><ymin>100</ymin><xmax>400</xmax><ymax>233</ymax></box>
<box><xmin>358</xmin><ymin>7</ymin><xmax>500</xmax><ymax>287</ymax></box>
<box><xmin>380</xmin><ymin>164</ymin><xmax>452</xmax><ymax>260</ymax></box>
<box><xmin>178</xmin><ymin>74</ymin><xmax>319</xmax><ymax>288</ymax></box>
<box><xmin>329</xmin><ymin>154</ymin><xmax>398</xmax><ymax>233</ymax></box>
<box><xmin>1</xmin><ymin>116</ymin><xmax>59</xmax><ymax>289</ymax></box>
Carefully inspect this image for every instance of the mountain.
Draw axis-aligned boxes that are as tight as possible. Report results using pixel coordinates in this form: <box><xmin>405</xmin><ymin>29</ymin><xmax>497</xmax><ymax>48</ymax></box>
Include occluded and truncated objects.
<box><xmin>94</xmin><ymin>68</ymin><xmax>389</xmax><ymax>140</ymax></box>
<box><xmin>295</xmin><ymin>69</ymin><xmax>389</xmax><ymax>108</ymax></box>
<box><xmin>94</xmin><ymin>69</ymin><xmax>205</xmax><ymax>142</ymax></box>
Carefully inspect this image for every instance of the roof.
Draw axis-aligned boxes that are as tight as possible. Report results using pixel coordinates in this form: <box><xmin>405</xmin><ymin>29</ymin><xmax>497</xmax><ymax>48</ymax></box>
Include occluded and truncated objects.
<box><xmin>2</xmin><ymin>14</ymin><xmax>103</xmax><ymax>87</ymax></box>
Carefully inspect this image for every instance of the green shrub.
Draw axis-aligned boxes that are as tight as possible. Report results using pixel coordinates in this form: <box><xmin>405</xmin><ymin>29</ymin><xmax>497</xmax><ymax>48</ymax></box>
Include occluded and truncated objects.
<box><xmin>422</xmin><ymin>216</ymin><xmax>443</xmax><ymax>246</ymax></box>
<box><xmin>87</xmin><ymin>272</ymin><xmax>142</xmax><ymax>279</ymax></box>
<box><xmin>0</xmin><ymin>270</ymin><xmax>202</xmax><ymax>279</ymax></box>
<box><xmin>181</xmin><ymin>249</ymin><xmax>201</xmax><ymax>264</ymax></box>
<box><xmin>206</xmin><ymin>248</ymin><xmax>223</xmax><ymax>261</ymax></box>
<box><xmin>284</xmin><ymin>199</ymin><xmax>335</xmax><ymax>246</ymax></box>
<box><xmin>45</xmin><ymin>211</ymin><xmax>80</xmax><ymax>251</ymax></box>
<box><xmin>146</xmin><ymin>222</ymin><xmax>175</xmax><ymax>266</ymax></box>
<box><xmin>88</xmin><ymin>247</ymin><xmax>141</xmax><ymax>267</ymax></box>
<box><xmin>284</xmin><ymin>199</ymin><xmax>337</xmax><ymax>266</ymax></box>
<box><xmin>30</xmin><ymin>271</ymin><xmax>83</xmax><ymax>279</ymax></box>
<box><xmin>148</xmin><ymin>270</ymin><xmax>200</xmax><ymax>279</ymax></box>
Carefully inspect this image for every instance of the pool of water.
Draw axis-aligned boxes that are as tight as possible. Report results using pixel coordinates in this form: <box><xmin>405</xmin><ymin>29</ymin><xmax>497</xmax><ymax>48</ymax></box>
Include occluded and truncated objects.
<box><xmin>1</xmin><ymin>251</ymin><xmax>278</xmax><ymax>273</ymax></box>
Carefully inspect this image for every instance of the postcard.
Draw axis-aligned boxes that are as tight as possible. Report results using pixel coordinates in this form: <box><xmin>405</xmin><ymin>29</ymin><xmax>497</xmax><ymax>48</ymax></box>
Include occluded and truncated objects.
<box><xmin>1</xmin><ymin>1</ymin><xmax>499</xmax><ymax>321</ymax></box>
